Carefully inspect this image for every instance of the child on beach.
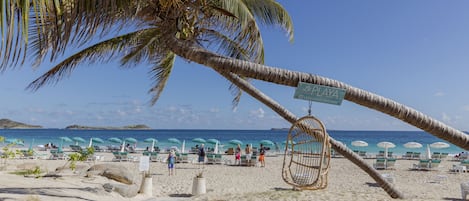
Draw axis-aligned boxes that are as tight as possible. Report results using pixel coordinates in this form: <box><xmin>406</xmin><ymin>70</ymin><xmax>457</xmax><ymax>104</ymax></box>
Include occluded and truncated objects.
<box><xmin>168</xmin><ymin>150</ymin><xmax>176</xmax><ymax>176</ymax></box>
<box><xmin>235</xmin><ymin>144</ymin><xmax>241</xmax><ymax>165</ymax></box>
<box><xmin>259</xmin><ymin>144</ymin><xmax>266</xmax><ymax>167</ymax></box>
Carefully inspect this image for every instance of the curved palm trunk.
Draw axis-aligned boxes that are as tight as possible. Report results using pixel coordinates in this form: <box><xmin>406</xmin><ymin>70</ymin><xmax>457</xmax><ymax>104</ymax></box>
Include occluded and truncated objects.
<box><xmin>168</xmin><ymin>38</ymin><xmax>469</xmax><ymax>150</ymax></box>
<box><xmin>217</xmin><ymin>70</ymin><xmax>404</xmax><ymax>199</ymax></box>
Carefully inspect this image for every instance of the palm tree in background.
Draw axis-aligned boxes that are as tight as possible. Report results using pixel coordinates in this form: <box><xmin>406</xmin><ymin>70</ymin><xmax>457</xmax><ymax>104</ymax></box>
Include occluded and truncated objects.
<box><xmin>1</xmin><ymin>0</ymin><xmax>468</xmax><ymax>198</ymax></box>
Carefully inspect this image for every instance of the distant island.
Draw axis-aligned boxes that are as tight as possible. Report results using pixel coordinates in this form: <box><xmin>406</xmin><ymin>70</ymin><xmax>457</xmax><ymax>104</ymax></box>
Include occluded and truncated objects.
<box><xmin>0</xmin><ymin>118</ymin><xmax>42</xmax><ymax>129</ymax></box>
<box><xmin>271</xmin><ymin>128</ymin><xmax>289</xmax><ymax>131</ymax></box>
<box><xmin>65</xmin><ymin>124</ymin><xmax>151</xmax><ymax>130</ymax></box>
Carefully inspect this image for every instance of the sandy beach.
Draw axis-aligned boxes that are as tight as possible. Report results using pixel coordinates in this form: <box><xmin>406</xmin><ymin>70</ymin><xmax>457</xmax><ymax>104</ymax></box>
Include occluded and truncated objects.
<box><xmin>0</xmin><ymin>150</ymin><xmax>467</xmax><ymax>201</ymax></box>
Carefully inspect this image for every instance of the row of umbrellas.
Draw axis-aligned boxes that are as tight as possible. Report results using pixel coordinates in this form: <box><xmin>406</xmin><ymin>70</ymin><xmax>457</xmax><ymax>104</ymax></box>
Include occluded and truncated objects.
<box><xmin>350</xmin><ymin>140</ymin><xmax>450</xmax><ymax>149</ymax></box>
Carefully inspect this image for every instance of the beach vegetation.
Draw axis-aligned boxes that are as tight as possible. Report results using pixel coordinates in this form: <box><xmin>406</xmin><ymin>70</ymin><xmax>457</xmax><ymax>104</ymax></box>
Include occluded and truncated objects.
<box><xmin>63</xmin><ymin>146</ymin><xmax>95</xmax><ymax>171</ymax></box>
<box><xmin>10</xmin><ymin>166</ymin><xmax>43</xmax><ymax>178</ymax></box>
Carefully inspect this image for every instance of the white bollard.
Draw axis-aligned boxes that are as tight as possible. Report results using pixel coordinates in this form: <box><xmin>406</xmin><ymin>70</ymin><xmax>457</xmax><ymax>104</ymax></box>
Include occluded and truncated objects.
<box><xmin>192</xmin><ymin>177</ymin><xmax>206</xmax><ymax>195</ymax></box>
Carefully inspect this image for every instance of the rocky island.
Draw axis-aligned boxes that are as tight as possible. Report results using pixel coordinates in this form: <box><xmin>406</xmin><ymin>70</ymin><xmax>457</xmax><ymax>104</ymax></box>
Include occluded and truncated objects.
<box><xmin>0</xmin><ymin>118</ymin><xmax>42</xmax><ymax>129</ymax></box>
<box><xmin>65</xmin><ymin>124</ymin><xmax>151</xmax><ymax>130</ymax></box>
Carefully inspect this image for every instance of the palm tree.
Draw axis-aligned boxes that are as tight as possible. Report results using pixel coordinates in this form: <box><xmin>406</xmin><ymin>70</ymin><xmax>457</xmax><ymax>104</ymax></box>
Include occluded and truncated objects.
<box><xmin>216</xmin><ymin>70</ymin><xmax>404</xmax><ymax>198</ymax></box>
<box><xmin>0</xmin><ymin>1</ymin><xmax>467</xmax><ymax>198</ymax></box>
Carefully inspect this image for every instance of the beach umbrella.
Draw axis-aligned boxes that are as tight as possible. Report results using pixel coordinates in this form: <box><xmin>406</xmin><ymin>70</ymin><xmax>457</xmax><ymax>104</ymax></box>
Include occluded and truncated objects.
<box><xmin>124</xmin><ymin>137</ymin><xmax>138</xmax><ymax>144</ymax></box>
<box><xmin>192</xmin><ymin>138</ymin><xmax>206</xmax><ymax>144</ymax></box>
<box><xmin>59</xmin><ymin>137</ymin><xmax>73</xmax><ymax>143</ymax></box>
<box><xmin>58</xmin><ymin>137</ymin><xmax>73</xmax><ymax>152</ymax></box>
<box><xmin>260</xmin><ymin>140</ymin><xmax>275</xmax><ymax>146</ymax></box>
<box><xmin>206</xmin><ymin>138</ymin><xmax>219</xmax><ymax>145</ymax></box>
<box><xmin>351</xmin><ymin>140</ymin><xmax>368</xmax><ymax>147</ymax></box>
<box><xmin>72</xmin><ymin>137</ymin><xmax>86</xmax><ymax>145</ymax></box>
<box><xmin>430</xmin><ymin>142</ymin><xmax>450</xmax><ymax>149</ymax></box>
<box><xmin>228</xmin><ymin>139</ymin><xmax>243</xmax><ymax>146</ymax></box>
<box><xmin>425</xmin><ymin>144</ymin><xmax>432</xmax><ymax>160</ymax></box>
<box><xmin>377</xmin><ymin>141</ymin><xmax>396</xmax><ymax>158</ymax></box>
<box><xmin>88</xmin><ymin>137</ymin><xmax>104</xmax><ymax>147</ymax></box>
<box><xmin>144</xmin><ymin>138</ymin><xmax>158</xmax><ymax>152</ymax></box>
<box><xmin>403</xmin><ymin>142</ymin><xmax>422</xmax><ymax>149</ymax></box>
<box><xmin>107</xmin><ymin>137</ymin><xmax>122</xmax><ymax>144</ymax></box>
<box><xmin>181</xmin><ymin>140</ymin><xmax>186</xmax><ymax>153</ymax></box>
<box><xmin>214</xmin><ymin>141</ymin><xmax>219</xmax><ymax>154</ymax></box>
<box><xmin>168</xmin><ymin>138</ymin><xmax>181</xmax><ymax>144</ymax></box>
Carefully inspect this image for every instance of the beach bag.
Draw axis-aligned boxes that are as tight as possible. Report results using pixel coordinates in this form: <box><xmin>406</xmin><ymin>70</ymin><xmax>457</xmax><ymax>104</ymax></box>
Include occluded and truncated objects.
<box><xmin>282</xmin><ymin>116</ymin><xmax>331</xmax><ymax>190</ymax></box>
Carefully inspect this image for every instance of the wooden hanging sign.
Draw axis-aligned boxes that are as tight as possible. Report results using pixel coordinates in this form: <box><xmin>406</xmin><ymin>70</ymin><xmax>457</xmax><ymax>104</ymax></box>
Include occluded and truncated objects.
<box><xmin>294</xmin><ymin>82</ymin><xmax>346</xmax><ymax>105</ymax></box>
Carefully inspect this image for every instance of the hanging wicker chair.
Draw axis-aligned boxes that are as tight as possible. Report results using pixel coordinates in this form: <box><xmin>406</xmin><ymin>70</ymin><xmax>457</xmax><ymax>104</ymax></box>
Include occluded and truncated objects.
<box><xmin>282</xmin><ymin>115</ymin><xmax>331</xmax><ymax>190</ymax></box>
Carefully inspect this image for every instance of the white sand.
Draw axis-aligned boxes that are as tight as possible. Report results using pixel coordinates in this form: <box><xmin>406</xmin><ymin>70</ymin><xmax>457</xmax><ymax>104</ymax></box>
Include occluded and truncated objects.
<box><xmin>0</xmin><ymin>151</ymin><xmax>467</xmax><ymax>201</ymax></box>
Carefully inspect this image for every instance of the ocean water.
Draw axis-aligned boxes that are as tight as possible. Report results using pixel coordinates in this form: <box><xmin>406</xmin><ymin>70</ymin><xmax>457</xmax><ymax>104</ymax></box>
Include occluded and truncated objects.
<box><xmin>0</xmin><ymin>129</ymin><xmax>465</xmax><ymax>155</ymax></box>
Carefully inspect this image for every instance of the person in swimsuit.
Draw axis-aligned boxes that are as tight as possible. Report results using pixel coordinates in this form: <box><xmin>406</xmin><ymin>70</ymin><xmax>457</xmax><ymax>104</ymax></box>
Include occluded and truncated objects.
<box><xmin>168</xmin><ymin>150</ymin><xmax>176</xmax><ymax>175</ymax></box>
<box><xmin>259</xmin><ymin>144</ymin><xmax>266</xmax><ymax>167</ymax></box>
<box><xmin>245</xmin><ymin>144</ymin><xmax>252</xmax><ymax>166</ymax></box>
<box><xmin>235</xmin><ymin>144</ymin><xmax>241</xmax><ymax>165</ymax></box>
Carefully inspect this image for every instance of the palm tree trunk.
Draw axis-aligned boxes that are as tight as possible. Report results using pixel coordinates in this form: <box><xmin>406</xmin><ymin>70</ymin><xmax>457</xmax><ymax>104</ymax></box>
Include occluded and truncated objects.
<box><xmin>216</xmin><ymin>70</ymin><xmax>404</xmax><ymax>199</ymax></box>
<box><xmin>168</xmin><ymin>38</ymin><xmax>469</xmax><ymax>150</ymax></box>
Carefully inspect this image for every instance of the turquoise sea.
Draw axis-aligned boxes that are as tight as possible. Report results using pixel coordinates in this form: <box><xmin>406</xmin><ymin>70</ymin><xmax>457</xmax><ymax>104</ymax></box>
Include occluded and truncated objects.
<box><xmin>0</xmin><ymin>129</ymin><xmax>465</xmax><ymax>155</ymax></box>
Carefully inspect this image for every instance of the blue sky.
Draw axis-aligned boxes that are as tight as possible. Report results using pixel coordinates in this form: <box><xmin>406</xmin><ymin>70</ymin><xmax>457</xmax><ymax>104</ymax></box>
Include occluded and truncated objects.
<box><xmin>1</xmin><ymin>1</ymin><xmax>469</xmax><ymax>131</ymax></box>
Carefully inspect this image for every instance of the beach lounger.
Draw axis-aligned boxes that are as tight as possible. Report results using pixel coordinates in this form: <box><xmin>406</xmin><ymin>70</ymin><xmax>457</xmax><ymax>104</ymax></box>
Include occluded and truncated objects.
<box><xmin>69</xmin><ymin>145</ymin><xmax>83</xmax><ymax>152</ymax></box>
<box><xmin>386</xmin><ymin>158</ymin><xmax>397</xmax><ymax>170</ymax></box>
<box><xmin>176</xmin><ymin>153</ymin><xmax>189</xmax><ymax>163</ymax></box>
<box><xmin>49</xmin><ymin>150</ymin><xmax>67</xmax><ymax>160</ymax></box>
<box><xmin>402</xmin><ymin>152</ymin><xmax>413</xmax><ymax>159</ymax></box>
<box><xmin>373</xmin><ymin>158</ymin><xmax>386</xmax><ymax>170</ymax></box>
<box><xmin>429</xmin><ymin>159</ymin><xmax>441</xmax><ymax>170</ymax></box>
<box><xmin>411</xmin><ymin>152</ymin><xmax>421</xmax><ymax>160</ymax></box>
<box><xmin>412</xmin><ymin>159</ymin><xmax>430</xmax><ymax>170</ymax></box>
<box><xmin>112</xmin><ymin>152</ymin><xmax>129</xmax><ymax>162</ymax></box>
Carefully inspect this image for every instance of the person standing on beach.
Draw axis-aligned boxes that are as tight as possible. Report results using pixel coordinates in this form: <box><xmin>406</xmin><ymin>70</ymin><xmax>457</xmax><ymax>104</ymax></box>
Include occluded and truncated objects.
<box><xmin>198</xmin><ymin>144</ymin><xmax>205</xmax><ymax>163</ymax></box>
<box><xmin>245</xmin><ymin>144</ymin><xmax>252</xmax><ymax>166</ymax></box>
<box><xmin>168</xmin><ymin>150</ymin><xmax>176</xmax><ymax>176</ymax></box>
<box><xmin>235</xmin><ymin>144</ymin><xmax>242</xmax><ymax>165</ymax></box>
<box><xmin>259</xmin><ymin>144</ymin><xmax>266</xmax><ymax>167</ymax></box>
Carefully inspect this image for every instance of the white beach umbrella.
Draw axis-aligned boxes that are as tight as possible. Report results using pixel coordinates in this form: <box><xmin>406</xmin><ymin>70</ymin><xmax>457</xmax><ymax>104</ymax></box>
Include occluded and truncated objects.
<box><xmin>120</xmin><ymin>139</ymin><xmax>126</xmax><ymax>152</ymax></box>
<box><xmin>351</xmin><ymin>140</ymin><xmax>368</xmax><ymax>147</ymax></box>
<box><xmin>214</xmin><ymin>141</ymin><xmax>219</xmax><ymax>154</ymax></box>
<box><xmin>430</xmin><ymin>142</ymin><xmax>450</xmax><ymax>149</ymax></box>
<box><xmin>403</xmin><ymin>142</ymin><xmax>423</xmax><ymax>149</ymax></box>
<box><xmin>377</xmin><ymin>141</ymin><xmax>396</xmax><ymax>158</ymax></box>
<box><xmin>425</xmin><ymin>144</ymin><xmax>432</xmax><ymax>160</ymax></box>
<box><xmin>181</xmin><ymin>140</ymin><xmax>185</xmax><ymax>153</ymax></box>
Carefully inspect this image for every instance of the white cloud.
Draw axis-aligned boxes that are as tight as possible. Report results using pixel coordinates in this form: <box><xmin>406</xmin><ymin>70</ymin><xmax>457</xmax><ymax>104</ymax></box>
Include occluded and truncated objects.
<box><xmin>442</xmin><ymin>112</ymin><xmax>451</xmax><ymax>123</ymax></box>
<box><xmin>434</xmin><ymin>92</ymin><xmax>445</xmax><ymax>97</ymax></box>
<box><xmin>250</xmin><ymin>108</ymin><xmax>265</xmax><ymax>118</ymax></box>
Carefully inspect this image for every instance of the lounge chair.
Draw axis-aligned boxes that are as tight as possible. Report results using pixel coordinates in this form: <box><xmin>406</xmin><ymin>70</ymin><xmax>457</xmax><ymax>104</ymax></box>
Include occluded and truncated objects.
<box><xmin>386</xmin><ymin>158</ymin><xmax>397</xmax><ymax>170</ymax></box>
<box><xmin>49</xmin><ymin>150</ymin><xmax>67</xmax><ymax>160</ymax></box>
<box><xmin>69</xmin><ymin>145</ymin><xmax>83</xmax><ymax>152</ymax></box>
<box><xmin>112</xmin><ymin>151</ymin><xmax>129</xmax><ymax>162</ymax></box>
<box><xmin>431</xmin><ymin>152</ymin><xmax>441</xmax><ymax>159</ymax></box>
<box><xmin>376</xmin><ymin>151</ymin><xmax>385</xmax><ymax>158</ymax></box>
<box><xmin>358</xmin><ymin>151</ymin><xmax>367</xmax><ymax>158</ymax></box>
<box><xmin>412</xmin><ymin>159</ymin><xmax>430</xmax><ymax>170</ymax></box>
<box><xmin>412</xmin><ymin>152</ymin><xmax>421</xmax><ymax>160</ymax></box>
<box><xmin>176</xmin><ymin>153</ymin><xmax>189</xmax><ymax>163</ymax></box>
<box><xmin>402</xmin><ymin>152</ymin><xmax>413</xmax><ymax>159</ymax></box>
<box><xmin>429</xmin><ymin>159</ymin><xmax>441</xmax><ymax>170</ymax></box>
<box><xmin>373</xmin><ymin>158</ymin><xmax>386</xmax><ymax>170</ymax></box>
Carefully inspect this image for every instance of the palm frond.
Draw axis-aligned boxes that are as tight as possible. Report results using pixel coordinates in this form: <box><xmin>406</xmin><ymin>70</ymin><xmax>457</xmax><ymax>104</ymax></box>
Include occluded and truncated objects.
<box><xmin>148</xmin><ymin>52</ymin><xmax>175</xmax><ymax>105</ymax></box>
<box><xmin>26</xmin><ymin>28</ymin><xmax>156</xmax><ymax>91</ymax></box>
<box><xmin>241</xmin><ymin>0</ymin><xmax>294</xmax><ymax>42</ymax></box>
